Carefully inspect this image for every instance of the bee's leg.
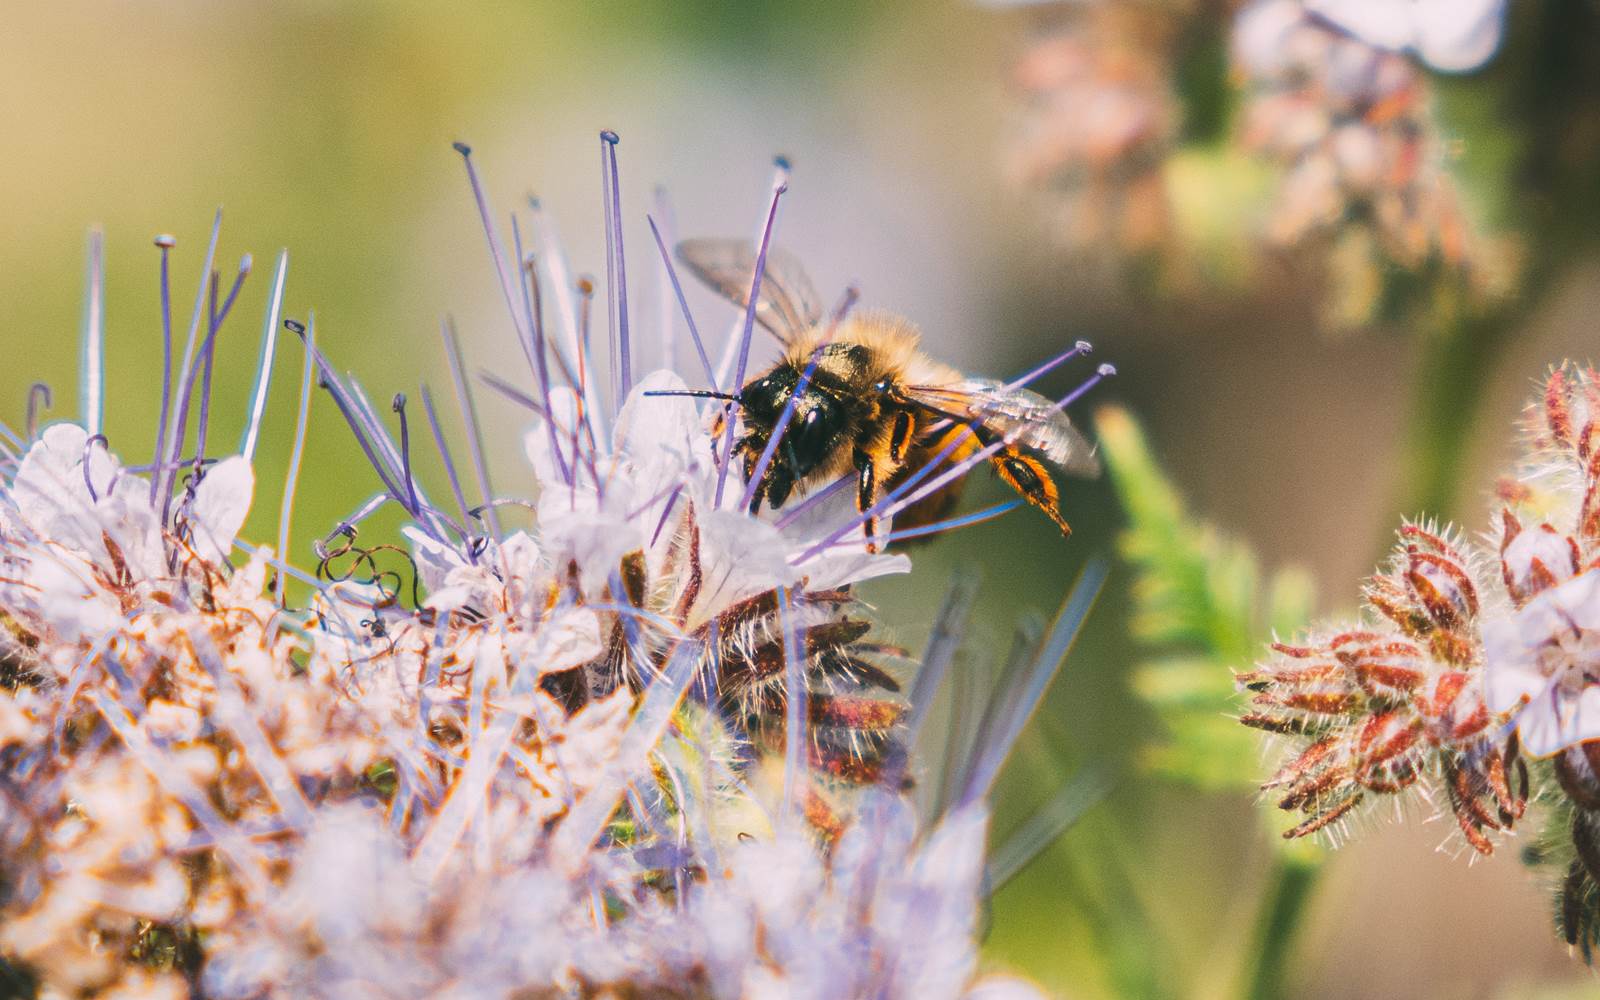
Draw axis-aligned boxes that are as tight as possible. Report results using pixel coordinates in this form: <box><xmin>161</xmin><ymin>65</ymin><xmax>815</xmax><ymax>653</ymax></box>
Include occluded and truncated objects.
<box><xmin>992</xmin><ymin>447</ymin><xmax>1072</xmax><ymax>538</ymax></box>
<box><xmin>767</xmin><ymin>467</ymin><xmax>795</xmax><ymax>509</ymax></box>
<box><xmin>852</xmin><ymin>447</ymin><xmax>881</xmax><ymax>554</ymax></box>
<box><xmin>739</xmin><ymin>435</ymin><xmax>770</xmax><ymax>514</ymax></box>
<box><xmin>888</xmin><ymin>409</ymin><xmax>914</xmax><ymax>463</ymax></box>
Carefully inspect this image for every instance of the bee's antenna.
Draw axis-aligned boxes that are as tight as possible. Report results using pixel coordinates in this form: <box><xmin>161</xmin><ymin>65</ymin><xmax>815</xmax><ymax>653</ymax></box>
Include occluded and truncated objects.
<box><xmin>643</xmin><ymin>389</ymin><xmax>742</xmax><ymax>404</ymax></box>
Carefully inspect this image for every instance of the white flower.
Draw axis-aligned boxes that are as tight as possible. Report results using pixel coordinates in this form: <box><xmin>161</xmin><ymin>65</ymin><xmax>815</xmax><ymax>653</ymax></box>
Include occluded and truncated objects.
<box><xmin>1485</xmin><ymin>568</ymin><xmax>1600</xmax><ymax>756</ymax></box>
<box><xmin>1304</xmin><ymin>0</ymin><xmax>1508</xmax><ymax>73</ymax></box>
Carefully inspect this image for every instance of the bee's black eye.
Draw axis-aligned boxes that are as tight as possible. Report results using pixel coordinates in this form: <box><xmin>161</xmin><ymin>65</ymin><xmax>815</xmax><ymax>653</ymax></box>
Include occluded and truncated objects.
<box><xmin>873</xmin><ymin>379</ymin><xmax>889</xmax><ymax>393</ymax></box>
<box><xmin>787</xmin><ymin>398</ymin><xmax>836</xmax><ymax>472</ymax></box>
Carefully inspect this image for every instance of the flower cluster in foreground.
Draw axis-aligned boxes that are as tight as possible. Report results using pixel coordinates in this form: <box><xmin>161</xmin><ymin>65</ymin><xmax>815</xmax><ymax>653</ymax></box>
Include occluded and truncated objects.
<box><xmin>1240</xmin><ymin>363</ymin><xmax>1600</xmax><ymax>956</ymax></box>
<box><xmin>0</xmin><ymin>141</ymin><xmax>1108</xmax><ymax>998</ymax></box>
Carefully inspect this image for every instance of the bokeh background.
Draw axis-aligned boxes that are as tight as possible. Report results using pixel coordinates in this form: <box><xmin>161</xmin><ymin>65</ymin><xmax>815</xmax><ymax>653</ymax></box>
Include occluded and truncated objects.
<box><xmin>5</xmin><ymin>1</ymin><xmax>1600</xmax><ymax>996</ymax></box>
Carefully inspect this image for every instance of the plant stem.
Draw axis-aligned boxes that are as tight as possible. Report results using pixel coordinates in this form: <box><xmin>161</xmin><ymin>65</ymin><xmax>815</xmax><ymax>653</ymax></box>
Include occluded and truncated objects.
<box><xmin>1242</xmin><ymin>852</ymin><xmax>1320</xmax><ymax>1000</ymax></box>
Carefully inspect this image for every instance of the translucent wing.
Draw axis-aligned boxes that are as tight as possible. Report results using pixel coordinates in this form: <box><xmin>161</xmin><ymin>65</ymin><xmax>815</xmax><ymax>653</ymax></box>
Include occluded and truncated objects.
<box><xmin>676</xmin><ymin>238</ymin><xmax>824</xmax><ymax>345</ymax></box>
<box><xmin>902</xmin><ymin>378</ymin><xmax>1101</xmax><ymax>477</ymax></box>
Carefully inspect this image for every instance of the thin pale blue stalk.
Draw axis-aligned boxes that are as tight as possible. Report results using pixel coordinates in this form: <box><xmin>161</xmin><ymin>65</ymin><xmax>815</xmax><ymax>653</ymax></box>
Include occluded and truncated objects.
<box><xmin>80</xmin><ymin>228</ymin><xmax>104</xmax><ymax>436</ymax></box>
<box><xmin>648</xmin><ymin>214</ymin><xmax>719</xmax><ymax>392</ymax></box>
<box><xmin>529</xmin><ymin>196</ymin><xmax>605</xmax><ymax>433</ymax></box>
<box><xmin>550</xmin><ymin>639</ymin><xmax>703</xmax><ymax>873</ymax></box>
<box><xmin>151</xmin><ymin>239</ymin><xmax>174</xmax><ymax>504</ymax></box>
<box><xmin>419</xmin><ymin>384</ymin><xmax>472</xmax><ymax>535</ymax></box>
<box><xmin>1004</xmin><ymin>339</ymin><xmax>1092</xmax><ymax>392</ymax></box>
<box><xmin>601</xmin><ymin>131</ymin><xmax>631</xmax><ymax>402</ymax></box>
<box><xmin>276</xmin><ymin>315</ymin><xmax>316</xmax><ymax>603</ymax></box>
<box><xmin>777</xmin><ymin>587</ymin><xmax>808</xmax><ymax>823</ymax></box>
<box><xmin>513</xmin><ymin>215</ymin><xmax>571</xmax><ymax>486</ymax></box>
<box><xmin>713</xmin><ymin>175</ymin><xmax>787</xmax><ymax>508</ymax></box>
<box><xmin>158</xmin><ymin>210</ymin><xmax>222</xmax><ymax>513</ymax></box>
<box><xmin>240</xmin><ymin>250</ymin><xmax>288</xmax><ymax>463</ymax></box>
<box><xmin>714</xmin><ymin>158</ymin><xmax>791</xmax><ymax>387</ymax></box>
<box><xmin>886</xmin><ymin>574</ymin><xmax>978</xmax><ymax>795</ymax></box>
<box><xmin>442</xmin><ymin>318</ymin><xmax>500</xmax><ymax>539</ymax></box>
<box><xmin>983</xmin><ymin>761</ymin><xmax>1116</xmax><ymax>894</ymax></box>
<box><xmin>740</xmin><ymin>333</ymin><xmax>834</xmax><ymax>511</ymax></box>
<box><xmin>957</xmin><ymin>557</ymin><xmax>1107</xmax><ymax>807</ymax></box>
<box><xmin>652</xmin><ymin>186</ymin><xmax>678</xmax><ymax>373</ymax></box>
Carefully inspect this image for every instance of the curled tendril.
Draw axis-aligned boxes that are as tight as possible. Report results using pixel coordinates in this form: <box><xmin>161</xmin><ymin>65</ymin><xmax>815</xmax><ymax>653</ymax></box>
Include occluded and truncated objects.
<box><xmin>25</xmin><ymin>383</ymin><xmax>51</xmax><ymax>439</ymax></box>
<box><xmin>315</xmin><ymin>530</ymin><xmax>421</xmax><ymax>613</ymax></box>
<box><xmin>82</xmin><ymin>435</ymin><xmax>109</xmax><ymax>502</ymax></box>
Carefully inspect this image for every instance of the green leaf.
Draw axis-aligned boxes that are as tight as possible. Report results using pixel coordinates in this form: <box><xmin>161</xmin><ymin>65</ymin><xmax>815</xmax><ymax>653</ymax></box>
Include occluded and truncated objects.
<box><xmin>1097</xmin><ymin>405</ymin><xmax>1314</xmax><ymax>793</ymax></box>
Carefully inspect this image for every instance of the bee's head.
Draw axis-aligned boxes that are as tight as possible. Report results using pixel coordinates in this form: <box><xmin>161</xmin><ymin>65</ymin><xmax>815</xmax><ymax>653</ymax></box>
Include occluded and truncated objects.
<box><xmin>742</xmin><ymin>366</ymin><xmax>843</xmax><ymax>478</ymax></box>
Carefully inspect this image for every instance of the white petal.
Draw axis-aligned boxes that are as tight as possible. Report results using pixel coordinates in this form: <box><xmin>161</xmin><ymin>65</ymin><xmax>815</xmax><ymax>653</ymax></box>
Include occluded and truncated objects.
<box><xmin>188</xmin><ymin>456</ymin><xmax>254</xmax><ymax>565</ymax></box>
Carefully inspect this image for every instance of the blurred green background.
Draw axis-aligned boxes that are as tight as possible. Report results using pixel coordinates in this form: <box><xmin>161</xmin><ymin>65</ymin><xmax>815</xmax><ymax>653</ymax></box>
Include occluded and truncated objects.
<box><xmin>5</xmin><ymin>1</ymin><xmax>1600</xmax><ymax>996</ymax></box>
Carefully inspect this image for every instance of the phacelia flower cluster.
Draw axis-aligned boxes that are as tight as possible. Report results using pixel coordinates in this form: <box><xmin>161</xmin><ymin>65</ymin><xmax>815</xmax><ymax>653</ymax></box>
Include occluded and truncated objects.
<box><xmin>1240</xmin><ymin>364</ymin><xmax>1600</xmax><ymax>957</ymax></box>
<box><xmin>1230</xmin><ymin>0</ymin><xmax>1504</xmax><ymax>326</ymax></box>
<box><xmin>0</xmin><ymin>138</ymin><xmax>1110</xmax><ymax>997</ymax></box>
<box><xmin>1005</xmin><ymin>4</ymin><xmax>1176</xmax><ymax>258</ymax></box>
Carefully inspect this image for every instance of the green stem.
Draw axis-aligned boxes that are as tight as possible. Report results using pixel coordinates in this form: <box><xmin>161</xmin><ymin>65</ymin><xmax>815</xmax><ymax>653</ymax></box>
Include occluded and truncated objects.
<box><xmin>1391</xmin><ymin>311</ymin><xmax>1513</xmax><ymax>524</ymax></box>
<box><xmin>1242</xmin><ymin>853</ymin><xmax>1320</xmax><ymax>1000</ymax></box>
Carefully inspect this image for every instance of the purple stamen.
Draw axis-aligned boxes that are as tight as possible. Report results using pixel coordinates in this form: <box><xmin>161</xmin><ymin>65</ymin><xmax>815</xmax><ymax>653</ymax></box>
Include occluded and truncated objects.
<box><xmin>158</xmin><ymin>210</ymin><xmax>222</xmax><ymax>515</ymax></box>
<box><xmin>392</xmin><ymin>393</ymin><xmax>423</xmax><ymax>517</ymax></box>
<box><xmin>477</xmin><ymin>372</ymin><xmax>547</xmax><ymax>416</ymax></box>
<box><xmin>419</xmin><ymin>385</ymin><xmax>473</xmax><ymax>538</ymax></box>
<box><xmin>191</xmin><ymin>272</ymin><xmax>228</xmax><ymax>481</ymax></box>
<box><xmin>714</xmin><ymin>158</ymin><xmax>791</xmax><ymax>387</ymax></box>
<box><xmin>276</xmin><ymin>316</ymin><xmax>316</xmax><ymax>603</ymax></box>
<box><xmin>512</xmin><ymin>217</ymin><xmax>571</xmax><ymax>487</ymax></box>
<box><xmin>816</xmin><ymin>499</ymin><xmax>1022</xmax><ymax>550</ymax></box>
<box><xmin>600</xmin><ymin>130</ymin><xmax>632</xmax><ymax>404</ymax></box>
<box><xmin>648</xmin><ymin>485</ymin><xmax>685</xmax><ymax>547</ymax></box>
<box><xmin>81</xmin><ymin>228</ymin><xmax>105</xmax><ymax>437</ymax></box>
<box><xmin>285</xmin><ymin>319</ymin><xmax>408</xmax><ymax>509</ymax></box>
<box><xmin>442</xmin><ymin>318</ymin><xmax>500</xmax><ymax>540</ymax></box>
<box><xmin>528</xmin><ymin>194</ymin><xmax>603</xmax><ymax>429</ymax></box>
<box><xmin>1005</xmin><ymin>339</ymin><xmax>1093</xmax><ymax>392</ymax></box>
<box><xmin>713</xmin><ymin>168</ymin><xmax>788</xmax><ymax>508</ymax></box>
<box><xmin>241</xmin><ymin>250</ymin><xmax>289</xmax><ymax>464</ymax></box>
<box><xmin>740</xmin><ymin>285</ymin><xmax>858</xmax><ymax>512</ymax></box>
<box><xmin>652</xmin><ymin>186</ymin><xmax>678</xmax><ymax>374</ymax></box>
<box><xmin>152</xmin><ymin>235</ymin><xmax>175</xmax><ymax>504</ymax></box>
<box><xmin>648</xmin><ymin>215</ymin><xmax>719</xmax><ymax>393</ymax></box>
<box><xmin>573</xmin><ymin>278</ymin><xmax>605</xmax><ymax>502</ymax></box>
<box><xmin>741</xmin><ymin>339</ymin><xmax>830</xmax><ymax>512</ymax></box>
<box><xmin>24</xmin><ymin>383</ymin><xmax>51</xmax><ymax>438</ymax></box>
<box><xmin>453</xmin><ymin>142</ymin><xmax>537</xmax><ymax>375</ymax></box>
<box><xmin>315</xmin><ymin>492</ymin><xmax>392</xmax><ymax>560</ymax></box>
<box><xmin>165</xmin><ymin>256</ymin><xmax>251</xmax><ymax>523</ymax></box>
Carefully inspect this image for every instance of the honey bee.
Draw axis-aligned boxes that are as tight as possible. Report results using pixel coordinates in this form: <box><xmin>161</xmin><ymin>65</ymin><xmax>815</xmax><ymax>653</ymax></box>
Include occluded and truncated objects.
<box><xmin>659</xmin><ymin>238</ymin><xmax>1100</xmax><ymax>551</ymax></box>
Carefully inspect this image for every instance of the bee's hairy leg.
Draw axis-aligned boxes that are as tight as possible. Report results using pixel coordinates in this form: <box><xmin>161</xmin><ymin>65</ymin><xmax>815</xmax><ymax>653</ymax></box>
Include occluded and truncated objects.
<box><xmin>888</xmin><ymin>409</ymin><xmax>913</xmax><ymax>463</ymax></box>
<box><xmin>852</xmin><ymin>447</ymin><xmax>881</xmax><ymax>554</ymax></box>
<box><xmin>993</xmin><ymin>447</ymin><xmax>1072</xmax><ymax>538</ymax></box>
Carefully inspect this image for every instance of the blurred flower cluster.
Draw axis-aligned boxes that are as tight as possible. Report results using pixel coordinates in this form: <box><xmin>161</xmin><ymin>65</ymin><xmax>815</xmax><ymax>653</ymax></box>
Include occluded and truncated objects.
<box><xmin>999</xmin><ymin>0</ymin><xmax>1514</xmax><ymax>329</ymax></box>
<box><xmin>1237</xmin><ymin>363</ymin><xmax>1600</xmax><ymax>956</ymax></box>
<box><xmin>0</xmin><ymin>143</ymin><xmax>1109</xmax><ymax>997</ymax></box>
<box><xmin>1007</xmin><ymin>5</ymin><xmax>1176</xmax><ymax>262</ymax></box>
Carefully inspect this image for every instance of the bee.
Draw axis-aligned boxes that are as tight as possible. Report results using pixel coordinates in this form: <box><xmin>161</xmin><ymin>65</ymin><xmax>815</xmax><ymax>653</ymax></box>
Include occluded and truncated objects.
<box><xmin>660</xmin><ymin>238</ymin><xmax>1100</xmax><ymax>551</ymax></box>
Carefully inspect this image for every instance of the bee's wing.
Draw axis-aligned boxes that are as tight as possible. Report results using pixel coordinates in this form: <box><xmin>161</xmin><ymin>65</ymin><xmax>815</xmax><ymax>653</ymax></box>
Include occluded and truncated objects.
<box><xmin>676</xmin><ymin>238</ymin><xmax>824</xmax><ymax>345</ymax></box>
<box><xmin>902</xmin><ymin>378</ymin><xmax>1101</xmax><ymax>477</ymax></box>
